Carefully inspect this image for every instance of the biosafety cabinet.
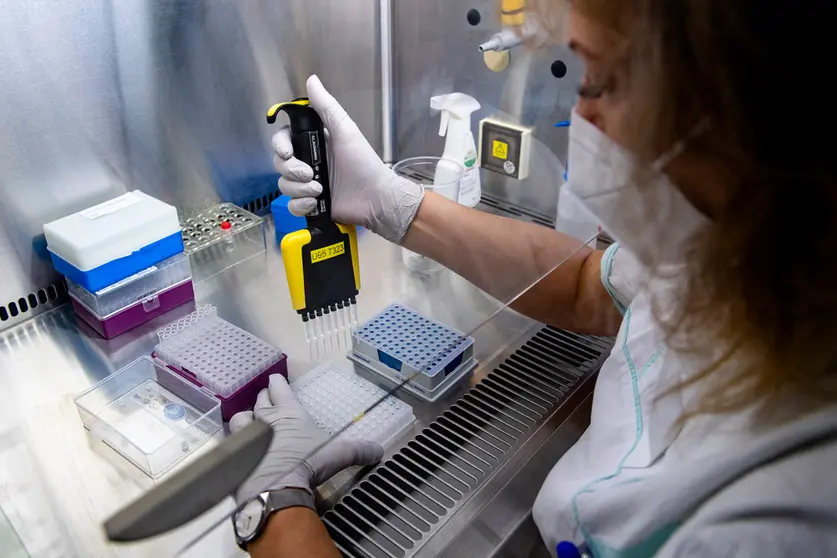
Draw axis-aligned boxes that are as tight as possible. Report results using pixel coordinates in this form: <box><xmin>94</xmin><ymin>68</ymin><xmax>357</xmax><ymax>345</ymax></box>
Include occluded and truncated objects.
<box><xmin>0</xmin><ymin>1</ymin><xmax>610</xmax><ymax>556</ymax></box>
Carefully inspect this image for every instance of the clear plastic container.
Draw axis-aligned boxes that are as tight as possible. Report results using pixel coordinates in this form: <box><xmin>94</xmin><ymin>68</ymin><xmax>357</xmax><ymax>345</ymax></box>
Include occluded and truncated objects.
<box><xmin>180</xmin><ymin>203</ymin><xmax>266</xmax><ymax>281</ymax></box>
<box><xmin>292</xmin><ymin>363</ymin><xmax>415</xmax><ymax>447</ymax></box>
<box><xmin>74</xmin><ymin>356</ymin><xmax>222</xmax><ymax>478</ymax></box>
<box><xmin>69</xmin><ymin>253</ymin><xmax>191</xmax><ymax>317</ymax></box>
<box><xmin>154</xmin><ymin>305</ymin><xmax>287</xmax><ymax>420</ymax></box>
<box><xmin>68</xmin><ymin>254</ymin><xmax>194</xmax><ymax>339</ymax></box>
<box><xmin>393</xmin><ymin>157</ymin><xmax>463</xmax><ymax>276</ymax></box>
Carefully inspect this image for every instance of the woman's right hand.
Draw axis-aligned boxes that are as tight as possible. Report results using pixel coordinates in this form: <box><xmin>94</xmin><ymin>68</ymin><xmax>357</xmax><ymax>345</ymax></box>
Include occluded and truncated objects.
<box><xmin>272</xmin><ymin>75</ymin><xmax>424</xmax><ymax>244</ymax></box>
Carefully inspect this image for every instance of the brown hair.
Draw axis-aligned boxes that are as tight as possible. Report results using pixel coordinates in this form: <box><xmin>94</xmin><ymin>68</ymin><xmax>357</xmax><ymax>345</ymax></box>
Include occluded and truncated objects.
<box><xmin>530</xmin><ymin>0</ymin><xmax>837</xmax><ymax>417</ymax></box>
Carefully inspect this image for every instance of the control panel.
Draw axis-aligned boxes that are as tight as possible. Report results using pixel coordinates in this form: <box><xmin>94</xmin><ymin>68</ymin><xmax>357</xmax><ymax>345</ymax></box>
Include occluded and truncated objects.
<box><xmin>478</xmin><ymin>118</ymin><xmax>533</xmax><ymax>180</ymax></box>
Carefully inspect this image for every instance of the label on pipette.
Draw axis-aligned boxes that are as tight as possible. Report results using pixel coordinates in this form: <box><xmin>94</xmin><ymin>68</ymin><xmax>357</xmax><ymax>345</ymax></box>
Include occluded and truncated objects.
<box><xmin>310</xmin><ymin>241</ymin><xmax>345</xmax><ymax>264</ymax></box>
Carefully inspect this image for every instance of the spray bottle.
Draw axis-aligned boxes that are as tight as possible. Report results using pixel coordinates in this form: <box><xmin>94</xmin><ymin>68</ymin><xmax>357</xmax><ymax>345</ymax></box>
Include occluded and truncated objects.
<box><xmin>431</xmin><ymin>93</ymin><xmax>482</xmax><ymax>207</ymax></box>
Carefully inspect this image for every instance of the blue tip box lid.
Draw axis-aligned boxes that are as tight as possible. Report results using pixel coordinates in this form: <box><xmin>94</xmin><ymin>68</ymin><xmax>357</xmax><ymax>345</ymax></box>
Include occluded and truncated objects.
<box><xmin>271</xmin><ymin>195</ymin><xmax>306</xmax><ymax>243</ymax></box>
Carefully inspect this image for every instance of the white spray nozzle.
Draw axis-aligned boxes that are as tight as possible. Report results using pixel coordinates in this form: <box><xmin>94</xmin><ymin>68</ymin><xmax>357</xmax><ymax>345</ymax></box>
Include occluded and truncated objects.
<box><xmin>430</xmin><ymin>93</ymin><xmax>481</xmax><ymax>138</ymax></box>
<box><xmin>438</xmin><ymin>111</ymin><xmax>450</xmax><ymax>137</ymax></box>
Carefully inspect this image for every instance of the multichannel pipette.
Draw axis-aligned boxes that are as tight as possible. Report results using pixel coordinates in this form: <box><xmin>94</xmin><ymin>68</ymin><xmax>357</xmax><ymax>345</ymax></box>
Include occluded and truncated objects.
<box><xmin>266</xmin><ymin>99</ymin><xmax>360</xmax><ymax>359</ymax></box>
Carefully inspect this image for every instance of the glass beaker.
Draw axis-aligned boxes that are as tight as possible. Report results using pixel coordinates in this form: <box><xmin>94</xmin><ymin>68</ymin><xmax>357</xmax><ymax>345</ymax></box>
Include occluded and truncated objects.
<box><xmin>392</xmin><ymin>157</ymin><xmax>463</xmax><ymax>275</ymax></box>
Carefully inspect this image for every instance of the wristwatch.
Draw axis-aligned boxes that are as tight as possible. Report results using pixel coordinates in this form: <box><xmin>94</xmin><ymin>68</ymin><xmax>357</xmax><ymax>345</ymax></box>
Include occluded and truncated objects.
<box><xmin>232</xmin><ymin>488</ymin><xmax>316</xmax><ymax>550</ymax></box>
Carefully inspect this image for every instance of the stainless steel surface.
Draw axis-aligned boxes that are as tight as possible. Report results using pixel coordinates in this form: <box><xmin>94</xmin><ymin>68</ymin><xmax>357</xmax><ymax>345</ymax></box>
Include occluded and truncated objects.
<box><xmin>0</xmin><ymin>0</ymin><xmax>381</xmax><ymax>328</ymax></box>
<box><xmin>0</xmin><ymin>507</ymin><xmax>29</xmax><ymax>558</ymax></box>
<box><xmin>0</xmin><ymin>280</ymin><xmax>70</xmax><ymax>332</ymax></box>
<box><xmin>104</xmin><ymin>421</ymin><xmax>274</xmax><ymax>543</ymax></box>
<box><xmin>392</xmin><ymin>0</ymin><xmax>584</xmax><ymax>217</ymax></box>
<box><xmin>380</xmin><ymin>0</ymin><xmax>395</xmax><ymax>164</ymax></box>
<box><xmin>0</xmin><ymin>222</ymin><xmax>589</xmax><ymax>557</ymax></box>
<box><xmin>322</xmin><ymin>327</ymin><xmax>611</xmax><ymax>558</ymax></box>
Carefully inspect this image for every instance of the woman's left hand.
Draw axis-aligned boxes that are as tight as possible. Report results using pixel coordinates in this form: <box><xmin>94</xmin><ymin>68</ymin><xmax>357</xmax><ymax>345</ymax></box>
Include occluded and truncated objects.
<box><xmin>230</xmin><ymin>374</ymin><xmax>384</xmax><ymax>503</ymax></box>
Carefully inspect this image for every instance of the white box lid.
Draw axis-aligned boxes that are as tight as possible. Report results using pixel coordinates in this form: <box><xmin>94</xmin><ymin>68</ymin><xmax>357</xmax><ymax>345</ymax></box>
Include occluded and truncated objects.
<box><xmin>43</xmin><ymin>191</ymin><xmax>181</xmax><ymax>271</ymax></box>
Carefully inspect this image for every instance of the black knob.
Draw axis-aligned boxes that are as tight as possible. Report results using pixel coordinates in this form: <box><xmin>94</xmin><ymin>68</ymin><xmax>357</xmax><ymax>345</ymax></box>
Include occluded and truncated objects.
<box><xmin>467</xmin><ymin>9</ymin><xmax>481</xmax><ymax>26</ymax></box>
<box><xmin>551</xmin><ymin>60</ymin><xmax>568</xmax><ymax>78</ymax></box>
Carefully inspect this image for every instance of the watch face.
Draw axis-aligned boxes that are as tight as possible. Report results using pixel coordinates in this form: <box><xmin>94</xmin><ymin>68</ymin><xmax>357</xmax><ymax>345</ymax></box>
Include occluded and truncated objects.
<box><xmin>234</xmin><ymin>498</ymin><xmax>265</xmax><ymax>539</ymax></box>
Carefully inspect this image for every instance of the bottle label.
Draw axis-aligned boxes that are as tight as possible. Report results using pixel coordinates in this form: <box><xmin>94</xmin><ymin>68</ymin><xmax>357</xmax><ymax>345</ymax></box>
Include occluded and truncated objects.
<box><xmin>459</xmin><ymin>150</ymin><xmax>480</xmax><ymax>205</ymax></box>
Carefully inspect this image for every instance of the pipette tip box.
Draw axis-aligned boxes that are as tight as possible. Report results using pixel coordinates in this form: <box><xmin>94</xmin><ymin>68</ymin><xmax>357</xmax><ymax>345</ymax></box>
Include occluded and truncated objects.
<box><xmin>74</xmin><ymin>356</ymin><xmax>222</xmax><ymax>478</ymax></box>
<box><xmin>271</xmin><ymin>195</ymin><xmax>306</xmax><ymax>243</ymax></box>
<box><xmin>292</xmin><ymin>363</ymin><xmax>415</xmax><ymax>448</ymax></box>
<box><xmin>44</xmin><ymin>191</ymin><xmax>183</xmax><ymax>292</ymax></box>
<box><xmin>348</xmin><ymin>304</ymin><xmax>477</xmax><ymax>402</ymax></box>
<box><xmin>68</xmin><ymin>253</ymin><xmax>195</xmax><ymax>339</ymax></box>
<box><xmin>153</xmin><ymin>305</ymin><xmax>287</xmax><ymax>421</ymax></box>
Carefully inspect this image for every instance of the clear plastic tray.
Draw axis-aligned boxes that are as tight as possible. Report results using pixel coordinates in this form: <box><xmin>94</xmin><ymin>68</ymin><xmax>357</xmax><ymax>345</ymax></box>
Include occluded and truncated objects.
<box><xmin>292</xmin><ymin>363</ymin><xmax>415</xmax><ymax>447</ymax></box>
<box><xmin>181</xmin><ymin>203</ymin><xmax>266</xmax><ymax>281</ymax></box>
<box><xmin>67</xmin><ymin>253</ymin><xmax>192</xmax><ymax>319</ymax></box>
<box><xmin>74</xmin><ymin>356</ymin><xmax>222</xmax><ymax>478</ymax></box>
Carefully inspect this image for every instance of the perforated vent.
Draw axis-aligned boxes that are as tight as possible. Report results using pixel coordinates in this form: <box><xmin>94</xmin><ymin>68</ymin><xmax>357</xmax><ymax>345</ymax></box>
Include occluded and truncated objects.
<box><xmin>322</xmin><ymin>326</ymin><xmax>614</xmax><ymax>558</ymax></box>
<box><xmin>0</xmin><ymin>280</ymin><xmax>68</xmax><ymax>323</ymax></box>
<box><xmin>241</xmin><ymin>189</ymin><xmax>280</xmax><ymax>215</ymax></box>
<box><xmin>479</xmin><ymin>193</ymin><xmax>555</xmax><ymax>229</ymax></box>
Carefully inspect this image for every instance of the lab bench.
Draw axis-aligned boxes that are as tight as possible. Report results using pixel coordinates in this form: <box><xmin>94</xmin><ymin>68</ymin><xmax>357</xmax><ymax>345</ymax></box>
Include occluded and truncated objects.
<box><xmin>0</xmin><ymin>220</ymin><xmax>609</xmax><ymax>558</ymax></box>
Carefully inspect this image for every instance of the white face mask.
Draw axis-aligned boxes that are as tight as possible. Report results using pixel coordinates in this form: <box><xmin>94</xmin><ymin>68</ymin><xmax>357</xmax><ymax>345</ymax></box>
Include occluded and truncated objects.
<box><xmin>566</xmin><ymin>110</ymin><xmax>708</xmax><ymax>267</ymax></box>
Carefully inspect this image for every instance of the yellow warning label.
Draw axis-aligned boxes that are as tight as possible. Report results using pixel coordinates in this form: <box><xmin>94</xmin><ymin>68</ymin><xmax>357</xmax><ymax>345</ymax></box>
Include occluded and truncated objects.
<box><xmin>492</xmin><ymin>140</ymin><xmax>509</xmax><ymax>160</ymax></box>
<box><xmin>311</xmin><ymin>241</ymin><xmax>345</xmax><ymax>264</ymax></box>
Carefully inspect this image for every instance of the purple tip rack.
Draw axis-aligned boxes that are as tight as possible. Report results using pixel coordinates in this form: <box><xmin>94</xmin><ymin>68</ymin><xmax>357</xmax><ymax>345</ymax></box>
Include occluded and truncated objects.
<box><xmin>67</xmin><ymin>253</ymin><xmax>196</xmax><ymax>340</ymax></box>
<box><xmin>153</xmin><ymin>304</ymin><xmax>287</xmax><ymax>421</ymax></box>
<box><xmin>72</xmin><ymin>281</ymin><xmax>195</xmax><ymax>339</ymax></box>
<box><xmin>157</xmin><ymin>354</ymin><xmax>287</xmax><ymax>421</ymax></box>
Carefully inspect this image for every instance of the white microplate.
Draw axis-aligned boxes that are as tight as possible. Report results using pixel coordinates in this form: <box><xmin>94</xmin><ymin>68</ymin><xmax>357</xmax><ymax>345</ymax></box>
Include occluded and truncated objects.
<box><xmin>154</xmin><ymin>304</ymin><xmax>282</xmax><ymax>397</ymax></box>
<box><xmin>292</xmin><ymin>363</ymin><xmax>415</xmax><ymax>448</ymax></box>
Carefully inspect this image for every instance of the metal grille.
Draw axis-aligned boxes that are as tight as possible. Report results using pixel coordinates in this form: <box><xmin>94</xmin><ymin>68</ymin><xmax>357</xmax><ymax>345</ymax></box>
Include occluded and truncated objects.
<box><xmin>322</xmin><ymin>326</ymin><xmax>613</xmax><ymax>558</ymax></box>
<box><xmin>478</xmin><ymin>193</ymin><xmax>556</xmax><ymax>229</ymax></box>
<box><xmin>0</xmin><ymin>279</ymin><xmax>68</xmax><ymax>327</ymax></box>
<box><xmin>241</xmin><ymin>189</ymin><xmax>280</xmax><ymax>216</ymax></box>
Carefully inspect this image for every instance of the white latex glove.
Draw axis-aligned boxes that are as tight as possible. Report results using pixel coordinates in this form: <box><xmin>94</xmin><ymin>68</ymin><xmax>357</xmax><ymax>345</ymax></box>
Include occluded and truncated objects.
<box><xmin>272</xmin><ymin>75</ymin><xmax>424</xmax><ymax>244</ymax></box>
<box><xmin>230</xmin><ymin>374</ymin><xmax>384</xmax><ymax>503</ymax></box>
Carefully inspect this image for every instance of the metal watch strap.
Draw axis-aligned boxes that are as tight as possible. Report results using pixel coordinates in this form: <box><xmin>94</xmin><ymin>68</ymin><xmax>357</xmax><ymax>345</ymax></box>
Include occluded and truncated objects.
<box><xmin>266</xmin><ymin>487</ymin><xmax>316</xmax><ymax>514</ymax></box>
<box><xmin>235</xmin><ymin>488</ymin><xmax>316</xmax><ymax>550</ymax></box>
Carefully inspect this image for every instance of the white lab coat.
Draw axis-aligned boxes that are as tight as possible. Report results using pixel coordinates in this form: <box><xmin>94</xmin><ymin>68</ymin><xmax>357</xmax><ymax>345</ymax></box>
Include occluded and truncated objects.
<box><xmin>532</xmin><ymin>243</ymin><xmax>837</xmax><ymax>557</ymax></box>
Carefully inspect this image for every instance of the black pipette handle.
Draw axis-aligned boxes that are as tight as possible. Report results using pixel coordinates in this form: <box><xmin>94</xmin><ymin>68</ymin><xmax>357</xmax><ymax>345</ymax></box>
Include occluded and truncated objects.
<box><xmin>266</xmin><ymin>98</ymin><xmax>332</xmax><ymax>229</ymax></box>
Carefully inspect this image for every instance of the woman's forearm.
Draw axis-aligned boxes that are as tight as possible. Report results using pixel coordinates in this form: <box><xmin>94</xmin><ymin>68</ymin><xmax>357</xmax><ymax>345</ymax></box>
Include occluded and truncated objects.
<box><xmin>402</xmin><ymin>192</ymin><xmax>620</xmax><ymax>335</ymax></box>
<box><xmin>248</xmin><ymin>506</ymin><xmax>340</xmax><ymax>558</ymax></box>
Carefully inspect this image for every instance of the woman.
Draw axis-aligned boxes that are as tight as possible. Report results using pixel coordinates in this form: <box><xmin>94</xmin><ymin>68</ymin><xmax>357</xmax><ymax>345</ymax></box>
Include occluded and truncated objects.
<box><xmin>229</xmin><ymin>1</ymin><xmax>837</xmax><ymax>556</ymax></box>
